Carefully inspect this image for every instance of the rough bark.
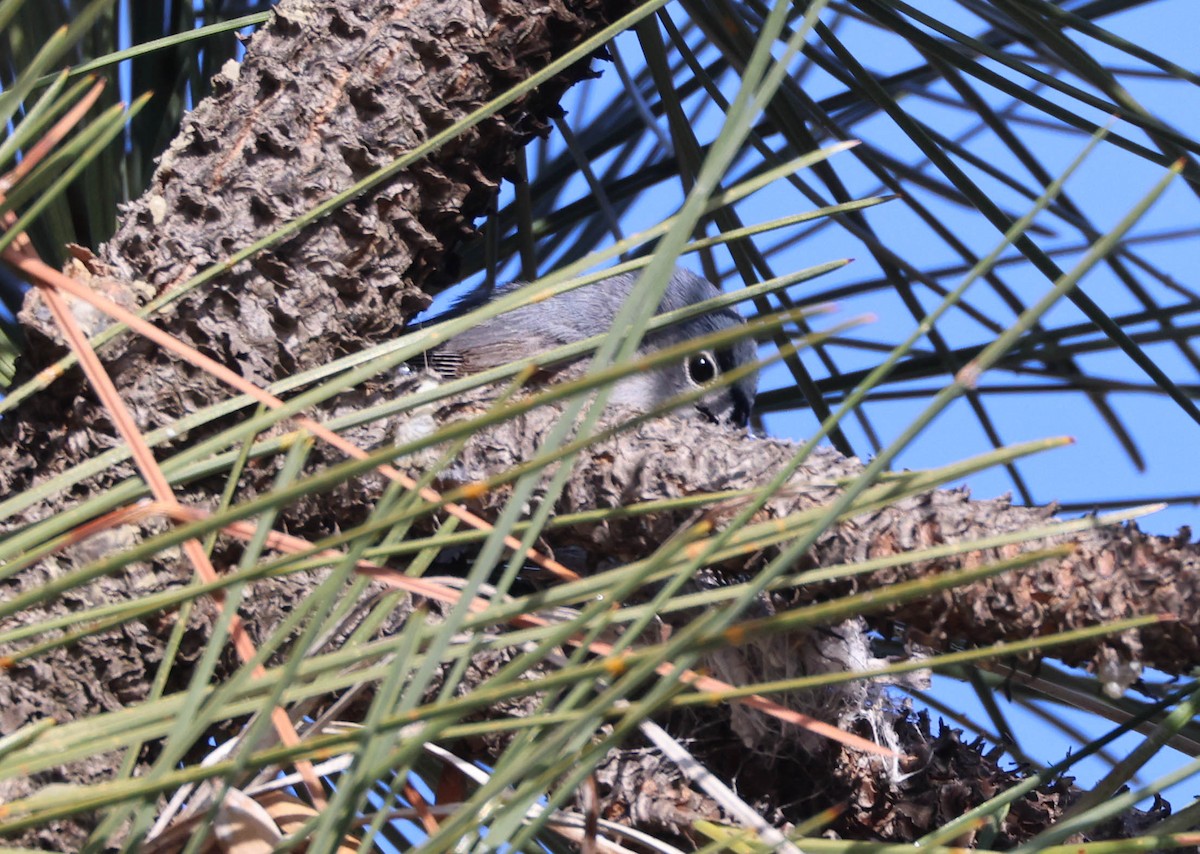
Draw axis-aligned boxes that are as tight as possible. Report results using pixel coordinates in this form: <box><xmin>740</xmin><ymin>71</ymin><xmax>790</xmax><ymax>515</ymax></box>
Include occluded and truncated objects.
<box><xmin>4</xmin><ymin>0</ymin><xmax>616</xmax><ymax>500</ymax></box>
<box><xmin>1</xmin><ymin>0</ymin><xmax>1196</xmax><ymax>849</ymax></box>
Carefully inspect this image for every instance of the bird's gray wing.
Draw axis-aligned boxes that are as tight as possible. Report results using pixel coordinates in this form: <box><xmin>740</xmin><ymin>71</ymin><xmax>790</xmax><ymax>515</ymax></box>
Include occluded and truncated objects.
<box><xmin>421</xmin><ymin>327</ymin><xmax>569</xmax><ymax>378</ymax></box>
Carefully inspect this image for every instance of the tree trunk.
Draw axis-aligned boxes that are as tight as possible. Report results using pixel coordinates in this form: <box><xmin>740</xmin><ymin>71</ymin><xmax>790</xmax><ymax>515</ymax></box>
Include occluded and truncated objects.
<box><xmin>1</xmin><ymin>0</ymin><xmax>1195</xmax><ymax>848</ymax></box>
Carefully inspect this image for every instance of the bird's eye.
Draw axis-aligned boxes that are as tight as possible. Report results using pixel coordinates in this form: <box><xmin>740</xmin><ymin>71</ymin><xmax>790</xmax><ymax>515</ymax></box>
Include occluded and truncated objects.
<box><xmin>686</xmin><ymin>351</ymin><xmax>718</xmax><ymax>385</ymax></box>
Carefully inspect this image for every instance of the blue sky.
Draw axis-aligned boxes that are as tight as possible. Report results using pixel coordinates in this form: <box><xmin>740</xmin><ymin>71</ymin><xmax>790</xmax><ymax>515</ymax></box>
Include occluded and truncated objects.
<box><xmin>513</xmin><ymin>0</ymin><xmax>1200</xmax><ymax>539</ymax></box>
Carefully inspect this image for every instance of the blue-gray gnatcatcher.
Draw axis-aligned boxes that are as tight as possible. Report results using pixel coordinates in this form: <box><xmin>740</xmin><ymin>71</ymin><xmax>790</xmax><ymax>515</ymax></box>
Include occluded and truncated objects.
<box><xmin>424</xmin><ymin>267</ymin><xmax>758</xmax><ymax>427</ymax></box>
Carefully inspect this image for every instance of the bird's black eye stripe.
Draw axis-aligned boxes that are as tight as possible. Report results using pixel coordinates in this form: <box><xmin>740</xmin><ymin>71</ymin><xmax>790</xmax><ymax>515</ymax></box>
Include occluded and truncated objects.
<box><xmin>686</xmin><ymin>351</ymin><xmax>718</xmax><ymax>384</ymax></box>
<box><xmin>715</xmin><ymin>348</ymin><xmax>738</xmax><ymax>374</ymax></box>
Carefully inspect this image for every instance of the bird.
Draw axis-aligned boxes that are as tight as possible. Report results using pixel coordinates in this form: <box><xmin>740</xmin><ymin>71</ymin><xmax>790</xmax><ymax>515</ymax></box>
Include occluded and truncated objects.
<box><xmin>420</xmin><ymin>267</ymin><xmax>758</xmax><ymax>427</ymax></box>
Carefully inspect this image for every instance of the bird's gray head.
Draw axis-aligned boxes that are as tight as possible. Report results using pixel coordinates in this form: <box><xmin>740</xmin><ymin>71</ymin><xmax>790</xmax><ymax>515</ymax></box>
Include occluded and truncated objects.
<box><xmin>427</xmin><ymin>268</ymin><xmax>758</xmax><ymax>427</ymax></box>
